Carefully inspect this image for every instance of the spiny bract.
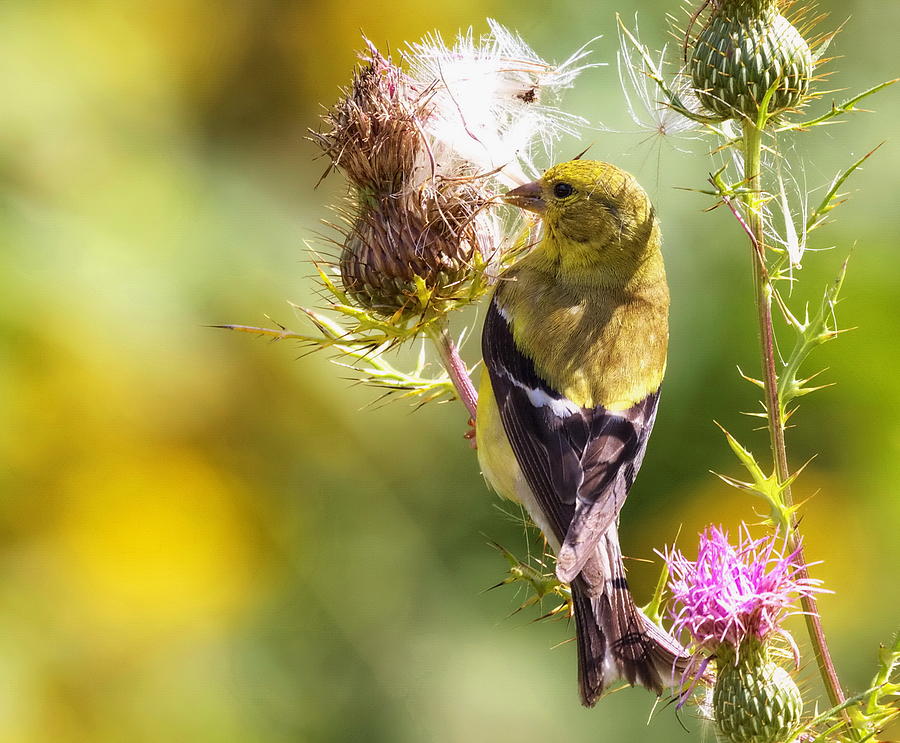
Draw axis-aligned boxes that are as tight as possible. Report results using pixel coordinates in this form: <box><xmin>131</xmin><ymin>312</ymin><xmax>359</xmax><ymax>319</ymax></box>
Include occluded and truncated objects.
<box><xmin>689</xmin><ymin>0</ymin><xmax>813</xmax><ymax>121</ymax></box>
<box><xmin>713</xmin><ymin>648</ymin><xmax>803</xmax><ymax>743</ymax></box>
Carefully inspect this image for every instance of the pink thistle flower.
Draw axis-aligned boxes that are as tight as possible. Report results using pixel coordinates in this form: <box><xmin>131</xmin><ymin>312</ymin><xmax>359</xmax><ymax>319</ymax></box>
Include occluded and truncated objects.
<box><xmin>663</xmin><ymin>525</ymin><xmax>826</xmax><ymax>657</ymax></box>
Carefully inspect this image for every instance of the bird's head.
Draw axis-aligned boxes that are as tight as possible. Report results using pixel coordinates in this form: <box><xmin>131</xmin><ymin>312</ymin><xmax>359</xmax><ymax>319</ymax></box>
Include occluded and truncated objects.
<box><xmin>502</xmin><ymin>160</ymin><xmax>658</xmax><ymax>269</ymax></box>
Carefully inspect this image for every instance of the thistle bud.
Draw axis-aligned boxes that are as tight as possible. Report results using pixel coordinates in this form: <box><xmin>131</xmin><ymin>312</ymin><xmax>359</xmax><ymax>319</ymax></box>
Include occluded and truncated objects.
<box><xmin>713</xmin><ymin>644</ymin><xmax>803</xmax><ymax>743</ymax></box>
<box><xmin>689</xmin><ymin>0</ymin><xmax>813</xmax><ymax>121</ymax></box>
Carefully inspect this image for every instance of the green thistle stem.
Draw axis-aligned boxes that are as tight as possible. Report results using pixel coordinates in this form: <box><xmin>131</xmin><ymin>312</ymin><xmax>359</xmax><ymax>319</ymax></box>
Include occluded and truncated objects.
<box><xmin>740</xmin><ymin>121</ymin><xmax>848</xmax><ymax>716</ymax></box>
<box><xmin>426</xmin><ymin>319</ymin><xmax>478</xmax><ymax>419</ymax></box>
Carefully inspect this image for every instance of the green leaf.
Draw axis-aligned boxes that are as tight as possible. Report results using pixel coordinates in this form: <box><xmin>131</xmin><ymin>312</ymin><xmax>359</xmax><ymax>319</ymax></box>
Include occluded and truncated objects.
<box><xmin>714</xmin><ymin>423</ymin><xmax>796</xmax><ymax>530</ymax></box>
<box><xmin>487</xmin><ymin>541</ymin><xmax>572</xmax><ymax>621</ymax></box>
<box><xmin>616</xmin><ymin>15</ymin><xmax>723</xmax><ymax>126</ymax></box>
<box><xmin>776</xmin><ymin>259</ymin><xmax>850</xmax><ymax>413</ymax></box>
<box><xmin>806</xmin><ymin>144</ymin><xmax>885</xmax><ymax>234</ymax></box>
<box><xmin>778</xmin><ymin>79</ymin><xmax>900</xmax><ymax>132</ymax></box>
<box><xmin>640</xmin><ymin>560</ymin><xmax>670</xmax><ymax>628</ymax></box>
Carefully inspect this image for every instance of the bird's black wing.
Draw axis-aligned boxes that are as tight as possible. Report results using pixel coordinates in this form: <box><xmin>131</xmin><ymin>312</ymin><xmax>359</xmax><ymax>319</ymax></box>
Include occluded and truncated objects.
<box><xmin>482</xmin><ymin>299</ymin><xmax>659</xmax><ymax>582</ymax></box>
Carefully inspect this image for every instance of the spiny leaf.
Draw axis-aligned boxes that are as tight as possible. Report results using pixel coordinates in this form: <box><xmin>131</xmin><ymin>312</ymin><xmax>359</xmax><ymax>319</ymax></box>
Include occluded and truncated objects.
<box><xmin>487</xmin><ymin>541</ymin><xmax>572</xmax><ymax>621</ymax></box>
<box><xmin>777</xmin><ymin>258</ymin><xmax>850</xmax><ymax>412</ymax></box>
<box><xmin>806</xmin><ymin>144</ymin><xmax>885</xmax><ymax>234</ymax></box>
<box><xmin>640</xmin><ymin>559</ymin><xmax>671</xmax><ymax>629</ymax></box>
<box><xmin>862</xmin><ymin>630</ymin><xmax>900</xmax><ymax>733</ymax></box>
<box><xmin>778</xmin><ymin>78</ymin><xmax>900</xmax><ymax>132</ymax></box>
<box><xmin>714</xmin><ymin>423</ymin><xmax>796</xmax><ymax>530</ymax></box>
<box><xmin>616</xmin><ymin>15</ymin><xmax>723</xmax><ymax>126</ymax></box>
<box><xmin>737</xmin><ymin>365</ymin><xmax>765</xmax><ymax>389</ymax></box>
<box><xmin>212</xmin><ymin>323</ymin><xmax>316</xmax><ymax>342</ymax></box>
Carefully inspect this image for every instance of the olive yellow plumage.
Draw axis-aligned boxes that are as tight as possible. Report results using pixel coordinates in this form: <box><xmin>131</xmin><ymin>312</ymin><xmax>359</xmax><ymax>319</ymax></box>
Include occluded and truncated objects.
<box><xmin>477</xmin><ymin>160</ymin><xmax>685</xmax><ymax>706</ymax></box>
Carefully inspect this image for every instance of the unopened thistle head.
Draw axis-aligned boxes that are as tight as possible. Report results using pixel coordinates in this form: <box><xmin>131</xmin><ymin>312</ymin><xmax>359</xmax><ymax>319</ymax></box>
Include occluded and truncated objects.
<box><xmin>312</xmin><ymin>23</ymin><xmax>593</xmax><ymax>320</ymax></box>
<box><xmin>664</xmin><ymin>525</ymin><xmax>825</xmax><ymax>743</ymax></box>
<box><xmin>687</xmin><ymin>0</ymin><xmax>814</xmax><ymax>121</ymax></box>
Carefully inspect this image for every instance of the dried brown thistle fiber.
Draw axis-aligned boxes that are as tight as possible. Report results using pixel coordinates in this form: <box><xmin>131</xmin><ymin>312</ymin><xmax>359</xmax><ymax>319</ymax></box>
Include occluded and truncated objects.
<box><xmin>311</xmin><ymin>51</ymin><xmax>423</xmax><ymax>195</ymax></box>
<box><xmin>314</xmin><ymin>43</ymin><xmax>496</xmax><ymax>317</ymax></box>
<box><xmin>339</xmin><ymin>181</ymin><xmax>488</xmax><ymax>316</ymax></box>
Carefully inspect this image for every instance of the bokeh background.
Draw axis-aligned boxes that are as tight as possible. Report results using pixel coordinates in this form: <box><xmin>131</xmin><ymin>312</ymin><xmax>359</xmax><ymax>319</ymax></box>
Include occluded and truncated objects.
<box><xmin>2</xmin><ymin>1</ymin><xmax>898</xmax><ymax>741</ymax></box>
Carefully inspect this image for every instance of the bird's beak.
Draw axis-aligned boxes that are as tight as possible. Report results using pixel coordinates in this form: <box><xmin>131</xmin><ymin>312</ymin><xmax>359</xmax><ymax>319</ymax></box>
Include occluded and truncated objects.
<box><xmin>502</xmin><ymin>180</ymin><xmax>546</xmax><ymax>214</ymax></box>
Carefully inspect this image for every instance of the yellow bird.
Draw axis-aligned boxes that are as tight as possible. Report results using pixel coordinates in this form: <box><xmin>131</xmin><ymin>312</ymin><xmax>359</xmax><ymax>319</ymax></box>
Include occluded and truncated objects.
<box><xmin>477</xmin><ymin>159</ymin><xmax>685</xmax><ymax>706</ymax></box>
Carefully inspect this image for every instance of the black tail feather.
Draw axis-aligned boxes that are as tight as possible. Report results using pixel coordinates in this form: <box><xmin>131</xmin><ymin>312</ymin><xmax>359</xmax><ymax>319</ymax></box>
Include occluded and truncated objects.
<box><xmin>571</xmin><ymin>533</ymin><xmax>688</xmax><ymax>707</ymax></box>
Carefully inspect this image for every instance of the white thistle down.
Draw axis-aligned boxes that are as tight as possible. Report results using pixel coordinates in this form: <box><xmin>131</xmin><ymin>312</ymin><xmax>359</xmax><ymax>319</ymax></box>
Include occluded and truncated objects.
<box><xmin>404</xmin><ymin>19</ymin><xmax>599</xmax><ymax>187</ymax></box>
<box><xmin>774</xmin><ymin>170</ymin><xmax>808</xmax><ymax>268</ymax></box>
<box><xmin>616</xmin><ymin>19</ymin><xmax>701</xmax><ymax>142</ymax></box>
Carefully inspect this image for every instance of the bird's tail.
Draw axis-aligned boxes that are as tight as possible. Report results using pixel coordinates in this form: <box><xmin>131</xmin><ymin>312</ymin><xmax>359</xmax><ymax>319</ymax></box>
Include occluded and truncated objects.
<box><xmin>571</xmin><ymin>529</ymin><xmax>688</xmax><ymax>707</ymax></box>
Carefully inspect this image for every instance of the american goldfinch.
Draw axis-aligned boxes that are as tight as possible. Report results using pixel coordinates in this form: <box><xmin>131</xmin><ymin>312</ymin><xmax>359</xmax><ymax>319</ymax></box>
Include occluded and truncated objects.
<box><xmin>477</xmin><ymin>159</ymin><xmax>684</xmax><ymax>706</ymax></box>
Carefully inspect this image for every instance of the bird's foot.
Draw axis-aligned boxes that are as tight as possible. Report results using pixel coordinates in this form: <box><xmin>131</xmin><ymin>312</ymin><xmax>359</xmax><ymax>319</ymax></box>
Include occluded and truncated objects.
<box><xmin>464</xmin><ymin>417</ymin><xmax>477</xmax><ymax>450</ymax></box>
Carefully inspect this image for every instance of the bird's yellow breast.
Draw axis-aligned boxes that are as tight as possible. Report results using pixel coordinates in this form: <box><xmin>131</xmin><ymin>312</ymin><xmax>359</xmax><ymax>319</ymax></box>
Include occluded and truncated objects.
<box><xmin>495</xmin><ymin>257</ymin><xmax>669</xmax><ymax>410</ymax></box>
<box><xmin>476</xmin><ymin>373</ymin><xmax>523</xmax><ymax>502</ymax></box>
<box><xmin>475</xmin><ymin>373</ymin><xmax>562</xmax><ymax>548</ymax></box>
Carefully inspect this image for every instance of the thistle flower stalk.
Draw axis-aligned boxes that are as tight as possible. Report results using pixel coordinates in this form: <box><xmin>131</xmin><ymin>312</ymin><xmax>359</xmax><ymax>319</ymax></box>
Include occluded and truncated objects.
<box><xmin>425</xmin><ymin>320</ymin><xmax>478</xmax><ymax>419</ymax></box>
<box><xmin>614</xmin><ymin>0</ymin><xmax>897</xmax><ymax>732</ymax></box>
<box><xmin>741</xmin><ymin>118</ymin><xmax>847</xmax><ymax>714</ymax></box>
<box><xmin>687</xmin><ymin>0</ymin><xmax>850</xmax><ymax>715</ymax></box>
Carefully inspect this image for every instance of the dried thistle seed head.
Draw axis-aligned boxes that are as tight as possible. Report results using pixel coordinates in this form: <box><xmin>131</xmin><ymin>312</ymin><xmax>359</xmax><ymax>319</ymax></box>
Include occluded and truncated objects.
<box><xmin>312</xmin><ymin>47</ymin><xmax>423</xmax><ymax>194</ymax></box>
<box><xmin>339</xmin><ymin>182</ymin><xmax>490</xmax><ymax>316</ymax></box>
<box><xmin>689</xmin><ymin>0</ymin><xmax>813</xmax><ymax>121</ymax></box>
<box><xmin>314</xmin><ymin>38</ymin><xmax>510</xmax><ymax>322</ymax></box>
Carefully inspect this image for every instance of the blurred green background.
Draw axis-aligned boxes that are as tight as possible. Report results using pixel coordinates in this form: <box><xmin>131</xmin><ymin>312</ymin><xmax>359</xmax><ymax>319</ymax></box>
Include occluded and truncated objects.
<box><xmin>1</xmin><ymin>1</ymin><xmax>897</xmax><ymax>741</ymax></box>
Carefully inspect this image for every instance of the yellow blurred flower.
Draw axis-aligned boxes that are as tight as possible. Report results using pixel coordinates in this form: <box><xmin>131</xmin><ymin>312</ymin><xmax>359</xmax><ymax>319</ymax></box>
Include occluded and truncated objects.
<box><xmin>50</xmin><ymin>449</ymin><xmax>266</xmax><ymax>639</ymax></box>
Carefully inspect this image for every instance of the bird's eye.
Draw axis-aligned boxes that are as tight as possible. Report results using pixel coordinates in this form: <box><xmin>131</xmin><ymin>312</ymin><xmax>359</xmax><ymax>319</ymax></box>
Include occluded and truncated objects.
<box><xmin>553</xmin><ymin>182</ymin><xmax>575</xmax><ymax>198</ymax></box>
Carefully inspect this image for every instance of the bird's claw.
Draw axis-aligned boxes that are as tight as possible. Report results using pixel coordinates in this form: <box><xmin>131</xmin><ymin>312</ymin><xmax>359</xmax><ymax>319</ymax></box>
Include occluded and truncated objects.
<box><xmin>464</xmin><ymin>417</ymin><xmax>477</xmax><ymax>450</ymax></box>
